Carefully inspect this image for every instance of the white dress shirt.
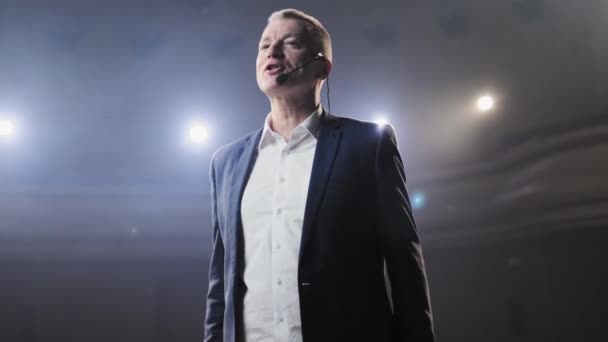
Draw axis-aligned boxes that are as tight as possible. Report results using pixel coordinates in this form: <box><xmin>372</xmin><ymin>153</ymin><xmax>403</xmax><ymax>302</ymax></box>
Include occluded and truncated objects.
<box><xmin>240</xmin><ymin>107</ymin><xmax>322</xmax><ymax>342</ymax></box>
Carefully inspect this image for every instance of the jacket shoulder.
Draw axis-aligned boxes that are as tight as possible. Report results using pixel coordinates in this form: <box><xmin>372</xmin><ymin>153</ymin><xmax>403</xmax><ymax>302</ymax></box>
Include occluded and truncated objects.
<box><xmin>331</xmin><ymin>114</ymin><xmax>394</xmax><ymax>142</ymax></box>
<box><xmin>210</xmin><ymin>129</ymin><xmax>261</xmax><ymax>170</ymax></box>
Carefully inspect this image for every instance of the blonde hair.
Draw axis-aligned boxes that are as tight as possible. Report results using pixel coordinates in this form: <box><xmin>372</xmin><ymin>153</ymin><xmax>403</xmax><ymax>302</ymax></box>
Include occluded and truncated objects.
<box><xmin>268</xmin><ymin>8</ymin><xmax>333</xmax><ymax>62</ymax></box>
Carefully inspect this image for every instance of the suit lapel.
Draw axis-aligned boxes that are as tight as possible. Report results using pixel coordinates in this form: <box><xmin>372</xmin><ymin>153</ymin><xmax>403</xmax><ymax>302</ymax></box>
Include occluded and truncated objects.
<box><xmin>299</xmin><ymin>113</ymin><xmax>342</xmax><ymax>261</ymax></box>
<box><xmin>229</xmin><ymin>129</ymin><xmax>263</xmax><ymax>272</ymax></box>
<box><xmin>226</xmin><ymin>129</ymin><xmax>262</xmax><ymax>341</ymax></box>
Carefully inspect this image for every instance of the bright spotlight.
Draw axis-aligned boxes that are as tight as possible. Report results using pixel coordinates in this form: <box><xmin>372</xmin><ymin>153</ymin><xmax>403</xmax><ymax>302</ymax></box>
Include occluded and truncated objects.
<box><xmin>476</xmin><ymin>95</ymin><xmax>495</xmax><ymax>112</ymax></box>
<box><xmin>411</xmin><ymin>192</ymin><xmax>426</xmax><ymax>209</ymax></box>
<box><xmin>374</xmin><ymin>117</ymin><xmax>389</xmax><ymax>127</ymax></box>
<box><xmin>0</xmin><ymin>119</ymin><xmax>16</xmax><ymax>138</ymax></box>
<box><xmin>188</xmin><ymin>123</ymin><xmax>209</xmax><ymax>144</ymax></box>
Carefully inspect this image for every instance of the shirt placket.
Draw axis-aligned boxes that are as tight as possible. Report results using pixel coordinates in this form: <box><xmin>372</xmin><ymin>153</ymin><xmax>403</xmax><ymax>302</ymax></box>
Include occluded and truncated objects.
<box><xmin>272</xmin><ymin>138</ymin><xmax>290</xmax><ymax>341</ymax></box>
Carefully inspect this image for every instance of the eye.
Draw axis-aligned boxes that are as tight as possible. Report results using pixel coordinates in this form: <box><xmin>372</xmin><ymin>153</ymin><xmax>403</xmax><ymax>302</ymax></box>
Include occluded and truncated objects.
<box><xmin>285</xmin><ymin>40</ymin><xmax>300</xmax><ymax>47</ymax></box>
<box><xmin>259</xmin><ymin>44</ymin><xmax>269</xmax><ymax>50</ymax></box>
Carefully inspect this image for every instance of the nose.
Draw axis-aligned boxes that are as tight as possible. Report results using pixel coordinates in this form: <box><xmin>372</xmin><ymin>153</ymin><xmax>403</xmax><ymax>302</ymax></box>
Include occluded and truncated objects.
<box><xmin>267</xmin><ymin>42</ymin><xmax>284</xmax><ymax>59</ymax></box>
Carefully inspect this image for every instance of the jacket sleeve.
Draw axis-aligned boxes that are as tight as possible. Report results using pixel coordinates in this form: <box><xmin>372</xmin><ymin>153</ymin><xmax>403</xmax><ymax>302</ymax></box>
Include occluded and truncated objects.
<box><xmin>204</xmin><ymin>157</ymin><xmax>225</xmax><ymax>342</ymax></box>
<box><xmin>374</xmin><ymin>125</ymin><xmax>435</xmax><ymax>342</ymax></box>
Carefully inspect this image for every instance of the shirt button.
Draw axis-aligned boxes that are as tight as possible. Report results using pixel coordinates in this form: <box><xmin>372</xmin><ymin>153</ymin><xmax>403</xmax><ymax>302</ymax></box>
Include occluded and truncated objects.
<box><xmin>276</xmin><ymin>208</ymin><xmax>282</xmax><ymax>215</ymax></box>
<box><xmin>279</xmin><ymin>316</ymin><xmax>284</xmax><ymax>323</ymax></box>
<box><xmin>279</xmin><ymin>177</ymin><xmax>286</xmax><ymax>183</ymax></box>
<box><xmin>277</xmin><ymin>278</ymin><xmax>282</xmax><ymax>285</ymax></box>
<box><xmin>275</xmin><ymin>243</ymin><xmax>281</xmax><ymax>249</ymax></box>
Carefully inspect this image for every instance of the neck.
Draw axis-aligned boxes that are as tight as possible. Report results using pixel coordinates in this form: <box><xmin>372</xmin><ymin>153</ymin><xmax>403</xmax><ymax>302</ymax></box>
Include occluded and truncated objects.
<box><xmin>268</xmin><ymin>89</ymin><xmax>320</xmax><ymax>140</ymax></box>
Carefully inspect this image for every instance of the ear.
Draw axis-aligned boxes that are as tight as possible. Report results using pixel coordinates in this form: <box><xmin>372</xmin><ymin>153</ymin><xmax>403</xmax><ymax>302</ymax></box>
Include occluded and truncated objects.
<box><xmin>321</xmin><ymin>59</ymin><xmax>333</xmax><ymax>79</ymax></box>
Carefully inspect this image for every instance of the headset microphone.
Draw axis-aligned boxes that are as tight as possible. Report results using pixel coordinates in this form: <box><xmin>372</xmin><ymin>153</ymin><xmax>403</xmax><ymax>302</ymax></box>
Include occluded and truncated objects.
<box><xmin>276</xmin><ymin>52</ymin><xmax>325</xmax><ymax>85</ymax></box>
<box><xmin>275</xmin><ymin>72</ymin><xmax>289</xmax><ymax>86</ymax></box>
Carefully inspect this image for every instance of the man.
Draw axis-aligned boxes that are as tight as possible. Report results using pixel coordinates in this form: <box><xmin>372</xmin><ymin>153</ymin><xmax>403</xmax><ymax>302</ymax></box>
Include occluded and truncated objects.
<box><xmin>204</xmin><ymin>9</ymin><xmax>435</xmax><ymax>342</ymax></box>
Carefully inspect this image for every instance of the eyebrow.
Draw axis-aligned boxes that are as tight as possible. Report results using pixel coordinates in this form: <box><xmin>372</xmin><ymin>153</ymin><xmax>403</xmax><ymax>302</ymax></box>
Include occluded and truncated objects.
<box><xmin>259</xmin><ymin>33</ymin><xmax>300</xmax><ymax>43</ymax></box>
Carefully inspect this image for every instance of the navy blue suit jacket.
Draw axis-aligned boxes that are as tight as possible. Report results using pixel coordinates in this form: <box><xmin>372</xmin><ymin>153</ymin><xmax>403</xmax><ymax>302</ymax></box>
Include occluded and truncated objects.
<box><xmin>204</xmin><ymin>111</ymin><xmax>435</xmax><ymax>342</ymax></box>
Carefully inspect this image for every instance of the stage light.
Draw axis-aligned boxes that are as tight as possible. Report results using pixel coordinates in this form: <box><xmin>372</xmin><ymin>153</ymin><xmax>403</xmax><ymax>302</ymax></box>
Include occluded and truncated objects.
<box><xmin>412</xmin><ymin>192</ymin><xmax>426</xmax><ymax>209</ymax></box>
<box><xmin>188</xmin><ymin>123</ymin><xmax>209</xmax><ymax>144</ymax></box>
<box><xmin>0</xmin><ymin>119</ymin><xmax>16</xmax><ymax>138</ymax></box>
<box><xmin>476</xmin><ymin>95</ymin><xmax>495</xmax><ymax>112</ymax></box>
<box><xmin>373</xmin><ymin>116</ymin><xmax>389</xmax><ymax>127</ymax></box>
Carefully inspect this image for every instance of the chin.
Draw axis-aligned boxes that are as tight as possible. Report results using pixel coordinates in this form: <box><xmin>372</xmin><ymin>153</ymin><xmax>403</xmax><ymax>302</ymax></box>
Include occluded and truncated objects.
<box><xmin>257</xmin><ymin>78</ymin><xmax>275</xmax><ymax>91</ymax></box>
<box><xmin>261</xmin><ymin>81</ymin><xmax>287</xmax><ymax>95</ymax></box>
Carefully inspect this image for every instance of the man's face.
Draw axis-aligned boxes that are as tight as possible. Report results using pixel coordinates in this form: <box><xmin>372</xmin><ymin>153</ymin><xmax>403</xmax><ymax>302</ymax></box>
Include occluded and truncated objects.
<box><xmin>256</xmin><ymin>18</ymin><xmax>320</xmax><ymax>95</ymax></box>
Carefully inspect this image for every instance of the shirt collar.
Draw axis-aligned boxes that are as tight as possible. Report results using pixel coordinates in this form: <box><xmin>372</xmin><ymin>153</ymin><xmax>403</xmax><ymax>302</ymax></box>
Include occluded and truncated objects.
<box><xmin>258</xmin><ymin>105</ymin><xmax>324</xmax><ymax>150</ymax></box>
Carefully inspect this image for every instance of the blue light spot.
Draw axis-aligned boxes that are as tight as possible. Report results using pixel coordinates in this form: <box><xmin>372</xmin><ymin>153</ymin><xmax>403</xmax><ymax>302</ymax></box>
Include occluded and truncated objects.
<box><xmin>412</xmin><ymin>192</ymin><xmax>426</xmax><ymax>209</ymax></box>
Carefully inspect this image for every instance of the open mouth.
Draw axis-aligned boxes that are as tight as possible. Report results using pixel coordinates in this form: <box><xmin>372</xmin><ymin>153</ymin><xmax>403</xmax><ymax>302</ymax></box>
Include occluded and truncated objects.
<box><xmin>266</xmin><ymin>64</ymin><xmax>285</xmax><ymax>75</ymax></box>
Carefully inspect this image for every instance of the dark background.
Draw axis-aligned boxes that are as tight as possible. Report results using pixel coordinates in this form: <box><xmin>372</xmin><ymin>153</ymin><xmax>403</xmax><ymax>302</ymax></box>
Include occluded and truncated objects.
<box><xmin>1</xmin><ymin>0</ymin><xmax>607</xmax><ymax>341</ymax></box>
